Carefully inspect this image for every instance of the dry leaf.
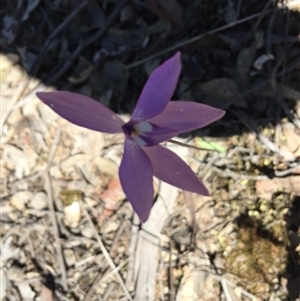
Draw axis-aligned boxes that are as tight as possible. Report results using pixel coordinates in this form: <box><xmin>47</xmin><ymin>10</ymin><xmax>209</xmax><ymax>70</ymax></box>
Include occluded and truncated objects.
<box><xmin>145</xmin><ymin>0</ymin><xmax>183</xmax><ymax>27</ymax></box>
<box><xmin>237</xmin><ymin>31</ymin><xmax>264</xmax><ymax>84</ymax></box>
<box><xmin>258</xmin><ymin>84</ymin><xmax>300</xmax><ymax>100</ymax></box>
<box><xmin>281</xmin><ymin>127</ymin><xmax>300</xmax><ymax>157</ymax></box>
<box><xmin>253</xmin><ymin>54</ymin><xmax>274</xmax><ymax>71</ymax></box>
<box><xmin>177</xmin><ymin>271</ymin><xmax>220</xmax><ymax>301</ymax></box>
<box><xmin>195</xmin><ymin>78</ymin><xmax>247</xmax><ymax>109</ymax></box>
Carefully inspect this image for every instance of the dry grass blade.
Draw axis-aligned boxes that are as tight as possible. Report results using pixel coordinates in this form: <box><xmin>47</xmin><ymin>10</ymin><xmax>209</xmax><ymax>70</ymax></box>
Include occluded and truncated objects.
<box><xmin>232</xmin><ymin>109</ymin><xmax>295</xmax><ymax>161</ymax></box>
<box><xmin>83</xmin><ymin>258</ymin><xmax>129</xmax><ymax>301</ymax></box>
<box><xmin>82</xmin><ymin>205</ymin><xmax>133</xmax><ymax>301</ymax></box>
<box><xmin>43</xmin><ymin>128</ymin><xmax>68</xmax><ymax>291</ymax></box>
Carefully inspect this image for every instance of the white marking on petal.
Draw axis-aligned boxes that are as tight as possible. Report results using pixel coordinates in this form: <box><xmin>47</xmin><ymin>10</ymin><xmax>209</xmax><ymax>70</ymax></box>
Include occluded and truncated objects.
<box><xmin>134</xmin><ymin>136</ymin><xmax>147</xmax><ymax>146</ymax></box>
<box><xmin>135</xmin><ymin>121</ymin><xmax>152</xmax><ymax>134</ymax></box>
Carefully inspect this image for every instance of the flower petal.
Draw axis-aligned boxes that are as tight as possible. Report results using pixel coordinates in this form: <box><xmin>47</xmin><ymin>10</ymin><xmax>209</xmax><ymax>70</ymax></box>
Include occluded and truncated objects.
<box><xmin>149</xmin><ymin>101</ymin><xmax>225</xmax><ymax>133</ymax></box>
<box><xmin>36</xmin><ymin>91</ymin><xmax>124</xmax><ymax>133</ymax></box>
<box><xmin>131</xmin><ymin>52</ymin><xmax>182</xmax><ymax>121</ymax></box>
<box><xmin>143</xmin><ymin>145</ymin><xmax>209</xmax><ymax>195</ymax></box>
<box><xmin>119</xmin><ymin>139</ymin><xmax>154</xmax><ymax>222</ymax></box>
<box><xmin>139</xmin><ymin>123</ymin><xmax>178</xmax><ymax>146</ymax></box>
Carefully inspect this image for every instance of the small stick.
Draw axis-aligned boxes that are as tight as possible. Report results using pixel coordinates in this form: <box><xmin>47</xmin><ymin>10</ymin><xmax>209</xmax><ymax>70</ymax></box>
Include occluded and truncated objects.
<box><xmin>232</xmin><ymin>109</ymin><xmax>295</xmax><ymax>161</ymax></box>
<box><xmin>127</xmin><ymin>11</ymin><xmax>272</xmax><ymax>69</ymax></box>
<box><xmin>82</xmin><ymin>205</ymin><xmax>133</xmax><ymax>301</ymax></box>
<box><xmin>251</xmin><ymin>0</ymin><xmax>273</xmax><ymax>36</ymax></box>
<box><xmin>275</xmin><ymin>163</ymin><xmax>300</xmax><ymax>177</ymax></box>
<box><xmin>168</xmin><ymin>241</ymin><xmax>174</xmax><ymax>301</ymax></box>
<box><xmin>221</xmin><ymin>278</ymin><xmax>236</xmax><ymax>301</ymax></box>
<box><xmin>43</xmin><ymin>128</ymin><xmax>68</xmax><ymax>291</ymax></box>
<box><xmin>83</xmin><ymin>259</ymin><xmax>129</xmax><ymax>301</ymax></box>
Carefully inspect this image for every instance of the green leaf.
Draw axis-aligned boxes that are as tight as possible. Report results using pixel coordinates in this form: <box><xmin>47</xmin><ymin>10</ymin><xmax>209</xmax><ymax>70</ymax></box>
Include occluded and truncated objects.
<box><xmin>195</xmin><ymin>137</ymin><xmax>226</xmax><ymax>153</ymax></box>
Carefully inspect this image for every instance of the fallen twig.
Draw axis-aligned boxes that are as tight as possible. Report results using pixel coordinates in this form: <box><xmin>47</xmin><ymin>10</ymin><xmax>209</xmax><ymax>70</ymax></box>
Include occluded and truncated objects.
<box><xmin>82</xmin><ymin>203</ymin><xmax>133</xmax><ymax>301</ymax></box>
<box><xmin>211</xmin><ymin>166</ymin><xmax>268</xmax><ymax>181</ymax></box>
<box><xmin>274</xmin><ymin>163</ymin><xmax>300</xmax><ymax>177</ymax></box>
<box><xmin>127</xmin><ymin>10</ymin><xmax>272</xmax><ymax>69</ymax></box>
<box><xmin>232</xmin><ymin>109</ymin><xmax>295</xmax><ymax>161</ymax></box>
<box><xmin>251</xmin><ymin>0</ymin><xmax>273</xmax><ymax>35</ymax></box>
<box><xmin>83</xmin><ymin>258</ymin><xmax>129</xmax><ymax>301</ymax></box>
<box><xmin>43</xmin><ymin>128</ymin><xmax>68</xmax><ymax>291</ymax></box>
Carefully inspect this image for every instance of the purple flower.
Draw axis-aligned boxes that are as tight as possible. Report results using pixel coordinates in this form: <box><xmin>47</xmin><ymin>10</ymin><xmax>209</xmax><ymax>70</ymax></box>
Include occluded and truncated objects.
<box><xmin>37</xmin><ymin>52</ymin><xmax>225</xmax><ymax>222</ymax></box>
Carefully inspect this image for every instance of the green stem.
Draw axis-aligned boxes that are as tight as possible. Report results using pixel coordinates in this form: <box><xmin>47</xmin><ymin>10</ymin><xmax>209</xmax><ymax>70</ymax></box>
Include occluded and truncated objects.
<box><xmin>168</xmin><ymin>139</ymin><xmax>219</xmax><ymax>152</ymax></box>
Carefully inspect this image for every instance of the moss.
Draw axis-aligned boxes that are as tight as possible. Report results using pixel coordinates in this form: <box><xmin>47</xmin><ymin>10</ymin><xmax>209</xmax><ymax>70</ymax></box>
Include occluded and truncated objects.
<box><xmin>223</xmin><ymin>216</ymin><xmax>287</xmax><ymax>296</ymax></box>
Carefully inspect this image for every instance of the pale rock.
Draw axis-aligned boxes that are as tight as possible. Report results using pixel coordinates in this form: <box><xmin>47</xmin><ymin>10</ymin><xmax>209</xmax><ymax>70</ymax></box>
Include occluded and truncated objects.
<box><xmin>25</xmin><ymin>272</ymin><xmax>40</xmax><ymax>279</ymax></box>
<box><xmin>117</xmin><ymin>245</ymin><xmax>126</xmax><ymax>254</ymax></box>
<box><xmin>10</xmin><ymin>191</ymin><xmax>33</xmax><ymax>210</ymax></box>
<box><xmin>3</xmin><ymin>144</ymin><xmax>30</xmax><ymax>178</ymax></box>
<box><xmin>22</xmin><ymin>98</ymin><xmax>39</xmax><ymax>118</ymax></box>
<box><xmin>63</xmin><ymin>249</ymin><xmax>76</xmax><ymax>267</ymax></box>
<box><xmin>32</xmin><ymin>131</ymin><xmax>49</xmax><ymax>152</ymax></box>
<box><xmin>7</xmin><ymin>267</ymin><xmax>25</xmax><ymax>282</ymax></box>
<box><xmin>8</xmin><ymin>211</ymin><xmax>20</xmax><ymax>221</ymax></box>
<box><xmin>84</xmin><ymin>196</ymin><xmax>98</xmax><ymax>207</ymax></box>
<box><xmin>30</xmin><ymin>116</ymin><xmax>48</xmax><ymax>135</ymax></box>
<box><xmin>94</xmin><ymin>254</ymin><xmax>104</xmax><ymax>267</ymax></box>
<box><xmin>0</xmin><ymin>96</ymin><xmax>22</xmax><ymax>125</ymax></box>
<box><xmin>17</xmin><ymin>282</ymin><xmax>35</xmax><ymax>301</ymax></box>
<box><xmin>23</xmin><ymin>149</ymin><xmax>39</xmax><ymax>172</ymax></box>
<box><xmin>49</xmin><ymin>165</ymin><xmax>62</xmax><ymax>179</ymax></box>
<box><xmin>29</xmin><ymin>192</ymin><xmax>48</xmax><ymax>210</ymax></box>
<box><xmin>177</xmin><ymin>271</ymin><xmax>220</xmax><ymax>301</ymax></box>
<box><xmin>17</xmin><ymin>249</ymin><xmax>27</xmax><ymax>265</ymax></box>
<box><xmin>95</xmin><ymin>282</ymin><xmax>108</xmax><ymax>296</ymax></box>
<box><xmin>102</xmin><ymin>221</ymin><xmax>119</xmax><ymax>234</ymax></box>
<box><xmin>81</xmin><ymin>226</ymin><xmax>94</xmax><ymax>239</ymax></box>
<box><xmin>92</xmin><ymin>156</ymin><xmax>119</xmax><ymax>177</ymax></box>
<box><xmin>64</xmin><ymin>201</ymin><xmax>81</xmax><ymax>228</ymax></box>
<box><xmin>6</xmin><ymin>68</ymin><xmax>24</xmax><ymax>86</ymax></box>
<box><xmin>1</xmin><ymin>236</ymin><xmax>20</xmax><ymax>264</ymax></box>
<box><xmin>60</xmin><ymin>154</ymin><xmax>91</xmax><ymax>178</ymax></box>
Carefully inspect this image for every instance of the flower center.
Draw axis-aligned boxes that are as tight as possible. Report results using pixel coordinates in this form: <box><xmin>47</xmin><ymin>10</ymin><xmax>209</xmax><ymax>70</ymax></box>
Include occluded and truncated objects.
<box><xmin>122</xmin><ymin>121</ymin><xmax>152</xmax><ymax>146</ymax></box>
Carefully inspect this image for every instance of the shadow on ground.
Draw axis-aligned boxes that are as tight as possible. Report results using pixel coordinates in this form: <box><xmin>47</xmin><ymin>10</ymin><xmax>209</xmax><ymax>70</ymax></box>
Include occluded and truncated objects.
<box><xmin>1</xmin><ymin>0</ymin><xmax>300</xmax><ymax>137</ymax></box>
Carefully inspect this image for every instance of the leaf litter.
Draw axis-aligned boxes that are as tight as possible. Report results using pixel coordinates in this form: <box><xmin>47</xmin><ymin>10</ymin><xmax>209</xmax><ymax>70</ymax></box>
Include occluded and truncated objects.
<box><xmin>1</xmin><ymin>0</ymin><xmax>300</xmax><ymax>300</ymax></box>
